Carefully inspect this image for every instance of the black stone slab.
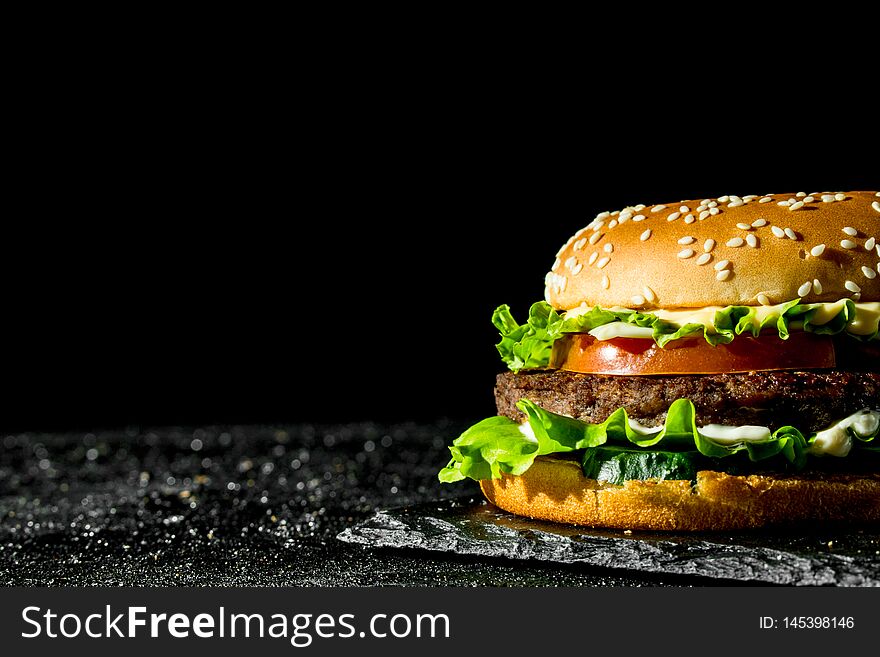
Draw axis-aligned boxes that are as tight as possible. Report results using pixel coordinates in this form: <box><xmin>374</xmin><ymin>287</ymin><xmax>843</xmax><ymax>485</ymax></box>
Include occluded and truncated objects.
<box><xmin>0</xmin><ymin>422</ymin><xmax>680</xmax><ymax>586</ymax></box>
<box><xmin>338</xmin><ymin>497</ymin><xmax>880</xmax><ymax>586</ymax></box>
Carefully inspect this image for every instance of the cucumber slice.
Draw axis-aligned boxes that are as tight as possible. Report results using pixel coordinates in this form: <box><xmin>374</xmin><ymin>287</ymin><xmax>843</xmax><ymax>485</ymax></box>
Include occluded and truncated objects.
<box><xmin>581</xmin><ymin>445</ymin><xmax>701</xmax><ymax>484</ymax></box>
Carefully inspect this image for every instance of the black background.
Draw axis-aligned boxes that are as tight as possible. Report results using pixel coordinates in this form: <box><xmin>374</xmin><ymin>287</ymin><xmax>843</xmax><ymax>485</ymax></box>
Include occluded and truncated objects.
<box><xmin>3</xmin><ymin>66</ymin><xmax>878</xmax><ymax>432</ymax></box>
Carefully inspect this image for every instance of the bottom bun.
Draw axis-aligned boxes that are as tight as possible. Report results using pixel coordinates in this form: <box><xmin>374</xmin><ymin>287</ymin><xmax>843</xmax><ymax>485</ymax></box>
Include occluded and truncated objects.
<box><xmin>479</xmin><ymin>456</ymin><xmax>880</xmax><ymax>531</ymax></box>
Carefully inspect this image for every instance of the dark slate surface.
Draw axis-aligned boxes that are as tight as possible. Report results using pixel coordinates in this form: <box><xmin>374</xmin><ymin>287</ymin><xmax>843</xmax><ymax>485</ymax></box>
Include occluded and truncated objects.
<box><xmin>0</xmin><ymin>421</ymin><xmax>689</xmax><ymax>587</ymax></box>
<box><xmin>3</xmin><ymin>422</ymin><xmax>875</xmax><ymax>587</ymax></box>
<box><xmin>339</xmin><ymin>499</ymin><xmax>880</xmax><ymax>586</ymax></box>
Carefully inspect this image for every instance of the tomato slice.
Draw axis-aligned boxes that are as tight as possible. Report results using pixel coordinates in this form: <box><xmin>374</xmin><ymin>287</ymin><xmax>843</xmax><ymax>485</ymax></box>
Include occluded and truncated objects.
<box><xmin>549</xmin><ymin>331</ymin><xmax>837</xmax><ymax>375</ymax></box>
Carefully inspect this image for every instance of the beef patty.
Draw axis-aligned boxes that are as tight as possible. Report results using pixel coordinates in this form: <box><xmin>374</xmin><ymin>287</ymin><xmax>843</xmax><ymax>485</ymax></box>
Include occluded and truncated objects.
<box><xmin>495</xmin><ymin>369</ymin><xmax>880</xmax><ymax>433</ymax></box>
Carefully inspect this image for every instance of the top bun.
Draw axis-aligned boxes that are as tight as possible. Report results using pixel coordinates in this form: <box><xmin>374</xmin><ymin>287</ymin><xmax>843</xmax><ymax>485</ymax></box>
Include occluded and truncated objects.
<box><xmin>546</xmin><ymin>191</ymin><xmax>880</xmax><ymax>310</ymax></box>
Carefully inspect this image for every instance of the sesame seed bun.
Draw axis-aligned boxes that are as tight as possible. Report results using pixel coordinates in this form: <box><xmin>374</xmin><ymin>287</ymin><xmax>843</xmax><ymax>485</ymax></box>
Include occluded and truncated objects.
<box><xmin>480</xmin><ymin>456</ymin><xmax>880</xmax><ymax>531</ymax></box>
<box><xmin>546</xmin><ymin>191</ymin><xmax>880</xmax><ymax>310</ymax></box>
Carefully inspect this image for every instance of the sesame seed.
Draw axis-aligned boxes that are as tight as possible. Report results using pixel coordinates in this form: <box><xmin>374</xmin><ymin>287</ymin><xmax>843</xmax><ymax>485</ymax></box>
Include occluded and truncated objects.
<box><xmin>640</xmin><ymin>229</ymin><xmax>652</xmax><ymax>242</ymax></box>
<box><xmin>771</xmin><ymin>226</ymin><xmax>786</xmax><ymax>238</ymax></box>
<box><xmin>744</xmin><ymin>195</ymin><xmax>758</xmax><ymax>201</ymax></box>
<box><xmin>821</xmin><ymin>194</ymin><xmax>836</xmax><ymax>203</ymax></box>
<box><xmin>845</xmin><ymin>280</ymin><xmax>861</xmax><ymax>293</ymax></box>
<box><xmin>565</xmin><ymin>256</ymin><xmax>577</xmax><ymax>270</ymax></box>
<box><xmin>876</xmin><ymin>193</ymin><xmax>880</xmax><ymax>197</ymax></box>
<box><xmin>679</xmin><ymin>206</ymin><xmax>689</xmax><ymax>213</ymax></box>
<box><xmin>751</xmin><ymin>218</ymin><xmax>767</xmax><ymax>227</ymax></box>
<box><xmin>708</xmin><ymin>201</ymin><xmax>717</xmax><ymax>208</ymax></box>
<box><xmin>813</xmin><ymin>279</ymin><xmax>823</xmax><ymax>294</ymax></box>
<box><xmin>840</xmin><ymin>239</ymin><xmax>857</xmax><ymax>250</ymax></box>
<box><xmin>677</xmin><ymin>248</ymin><xmax>695</xmax><ymax>259</ymax></box>
<box><xmin>862</xmin><ymin>266</ymin><xmax>877</xmax><ymax>280</ymax></box>
<box><xmin>633</xmin><ymin>214</ymin><xmax>646</xmax><ymax>222</ymax></box>
<box><xmin>835</xmin><ymin>193</ymin><xmax>847</xmax><ymax>201</ymax></box>
<box><xmin>560</xmin><ymin>276</ymin><xmax>567</xmax><ymax>291</ymax></box>
<box><xmin>596</xmin><ymin>257</ymin><xmax>610</xmax><ymax>269</ymax></box>
<box><xmin>574</xmin><ymin>238</ymin><xmax>588</xmax><ymax>251</ymax></box>
<box><xmin>759</xmin><ymin>197</ymin><xmax>773</xmax><ymax>203</ymax></box>
<box><xmin>696</xmin><ymin>253</ymin><xmax>712</xmax><ymax>265</ymax></box>
<box><xmin>737</xmin><ymin>223</ymin><xmax>752</xmax><ymax>230</ymax></box>
<box><xmin>588</xmin><ymin>252</ymin><xmax>599</xmax><ymax>266</ymax></box>
<box><xmin>810</xmin><ymin>244</ymin><xmax>826</xmax><ymax>257</ymax></box>
<box><xmin>619</xmin><ymin>212</ymin><xmax>633</xmax><ymax>223</ymax></box>
<box><xmin>678</xmin><ymin>236</ymin><xmax>696</xmax><ymax>245</ymax></box>
<box><xmin>572</xmin><ymin>263</ymin><xmax>583</xmax><ymax>275</ymax></box>
<box><xmin>709</xmin><ymin>207</ymin><xmax>720</xmax><ymax>216</ymax></box>
<box><xmin>699</xmin><ymin>210</ymin><xmax>710</xmax><ymax>221</ymax></box>
<box><xmin>726</xmin><ymin>237</ymin><xmax>744</xmax><ymax>247</ymax></box>
<box><xmin>601</xmin><ymin>275</ymin><xmax>610</xmax><ymax>289</ymax></box>
<box><xmin>872</xmin><ymin>201</ymin><xmax>880</xmax><ymax>213</ymax></box>
<box><xmin>853</xmin><ymin>292</ymin><xmax>861</xmax><ymax>301</ymax></box>
<box><xmin>604</xmin><ymin>243</ymin><xmax>614</xmax><ymax>253</ymax></box>
<box><xmin>797</xmin><ymin>281</ymin><xmax>813</xmax><ymax>297</ymax></box>
<box><xmin>842</xmin><ymin>227</ymin><xmax>858</xmax><ymax>236</ymax></box>
<box><xmin>757</xmin><ymin>293</ymin><xmax>771</xmax><ymax>306</ymax></box>
<box><xmin>643</xmin><ymin>286</ymin><xmax>657</xmax><ymax>303</ymax></box>
<box><xmin>696</xmin><ymin>204</ymin><xmax>707</xmax><ymax>212</ymax></box>
<box><xmin>716</xmin><ymin>270</ymin><xmax>732</xmax><ymax>282</ymax></box>
<box><xmin>714</xmin><ymin>259</ymin><xmax>730</xmax><ymax>271</ymax></box>
<box><xmin>704</xmin><ymin>239</ymin><xmax>715</xmax><ymax>252</ymax></box>
<box><xmin>651</xmin><ymin>204</ymin><xmax>667</xmax><ymax>213</ymax></box>
<box><xmin>746</xmin><ymin>234</ymin><xmax>758</xmax><ymax>248</ymax></box>
<box><xmin>785</xmin><ymin>228</ymin><xmax>798</xmax><ymax>240</ymax></box>
<box><xmin>777</xmin><ymin>201</ymin><xmax>790</xmax><ymax>207</ymax></box>
<box><xmin>552</xmin><ymin>258</ymin><xmax>560</xmax><ymax>270</ymax></box>
<box><xmin>717</xmin><ymin>196</ymin><xmax>729</xmax><ymax>203</ymax></box>
<box><xmin>803</xmin><ymin>196</ymin><xmax>815</xmax><ymax>203</ymax></box>
<box><xmin>865</xmin><ymin>237</ymin><xmax>876</xmax><ymax>251</ymax></box>
<box><xmin>589</xmin><ymin>232</ymin><xmax>604</xmax><ymax>245</ymax></box>
<box><xmin>796</xmin><ymin>192</ymin><xmax>806</xmax><ymax>197</ymax></box>
<box><xmin>667</xmin><ymin>211</ymin><xmax>681</xmax><ymax>222</ymax></box>
<box><xmin>728</xmin><ymin>200</ymin><xmax>744</xmax><ymax>208</ymax></box>
<box><xmin>789</xmin><ymin>201</ymin><xmax>804</xmax><ymax>211</ymax></box>
<box><xmin>631</xmin><ymin>295</ymin><xmax>645</xmax><ymax>306</ymax></box>
<box><xmin>684</xmin><ymin>215</ymin><xmax>696</xmax><ymax>224</ymax></box>
<box><xmin>592</xmin><ymin>221</ymin><xmax>605</xmax><ymax>232</ymax></box>
<box><xmin>608</xmin><ymin>219</ymin><xmax>618</xmax><ymax>229</ymax></box>
<box><xmin>596</xmin><ymin>212</ymin><xmax>611</xmax><ymax>220</ymax></box>
<box><xmin>701</xmin><ymin>199</ymin><xmax>711</xmax><ymax>205</ymax></box>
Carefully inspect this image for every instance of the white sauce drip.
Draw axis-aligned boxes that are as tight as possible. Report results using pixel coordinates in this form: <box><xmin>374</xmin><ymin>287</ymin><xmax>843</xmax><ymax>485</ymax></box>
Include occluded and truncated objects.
<box><xmin>627</xmin><ymin>418</ymin><xmax>663</xmax><ymax>436</ymax></box>
<box><xmin>699</xmin><ymin>424</ymin><xmax>771</xmax><ymax>444</ymax></box>
<box><xmin>589</xmin><ymin>324</ymin><xmax>654</xmax><ymax>340</ymax></box>
<box><xmin>518</xmin><ymin>422</ymin><xmax>537</xmax><ymax>443</ymax></box>
<box><xmin>520</xmin><ymin>409</ymin><xmax>880</xmax><ymax>457</ymax></box>
<box><xmin>809</xmin><ymin>409</ymin><xmax>880</xmax><ymax>457</ymax></box>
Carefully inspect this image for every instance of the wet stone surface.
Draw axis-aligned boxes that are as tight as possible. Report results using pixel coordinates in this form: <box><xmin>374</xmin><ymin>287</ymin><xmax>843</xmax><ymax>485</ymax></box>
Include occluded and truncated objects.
<box><xmin>0</xmin><ymin>421</ymin><xmax>676</xmax><ymax>586</ymax></box>
<box><xmin>6</xmin><ymin>422</ymin><xmax>873</xmax><ymax>586</ymax></box>
<box><xmin>340</xmin><ymin>500</ymin><xmax>880</xmax><ymax>586</ymax></box>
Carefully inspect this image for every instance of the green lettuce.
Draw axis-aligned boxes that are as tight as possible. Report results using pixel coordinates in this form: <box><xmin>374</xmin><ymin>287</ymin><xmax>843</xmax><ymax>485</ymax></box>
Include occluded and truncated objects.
<box><xmin>438</xmin><ymin>399</ymin><xmax>880</xmax><ymax>484</ymax></box>
<box><xmin>494</xmin><ymin>299</ymin><xmax>872</xmax><ymax>372</ymax></box>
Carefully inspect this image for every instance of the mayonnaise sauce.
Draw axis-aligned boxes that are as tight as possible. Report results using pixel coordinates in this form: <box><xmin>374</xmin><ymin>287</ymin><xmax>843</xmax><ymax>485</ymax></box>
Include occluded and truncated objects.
<box><xmin>563</xmin><ymin>301</ymin><xmax>880</xmax><ymax>339</ymax></box>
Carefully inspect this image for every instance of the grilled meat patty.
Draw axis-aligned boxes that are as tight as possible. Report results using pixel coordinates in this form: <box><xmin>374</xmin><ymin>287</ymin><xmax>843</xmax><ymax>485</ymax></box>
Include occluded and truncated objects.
<box><xmin>495</xmin><ymin>369</ymin><xmax>880</xmax><ymax>433</ymax></box>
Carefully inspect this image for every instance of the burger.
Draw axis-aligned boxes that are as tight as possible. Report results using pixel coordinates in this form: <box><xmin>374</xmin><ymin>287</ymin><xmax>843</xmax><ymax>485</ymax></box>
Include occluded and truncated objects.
<box><xmin>439</xmin><ymin>191</ymin><xmax>880</xmax><ymax>530</ymax></box>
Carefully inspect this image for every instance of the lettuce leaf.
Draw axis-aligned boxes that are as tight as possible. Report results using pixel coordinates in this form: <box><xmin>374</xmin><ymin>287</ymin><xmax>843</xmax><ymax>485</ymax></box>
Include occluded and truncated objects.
<box><xmin>494</xmin><ymin>299</ymin><xmax>873</xmax><ymax>372</ymax></box>
<box><xmin>437</xmin><ymin>399</ymin><xmax>878</xmax><ymax>483</ymax></box>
